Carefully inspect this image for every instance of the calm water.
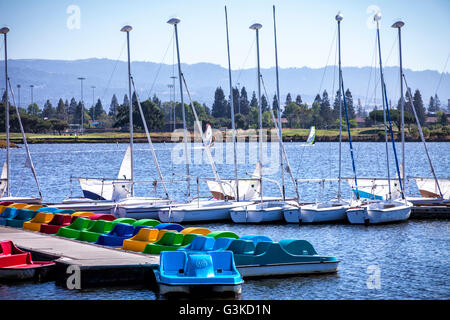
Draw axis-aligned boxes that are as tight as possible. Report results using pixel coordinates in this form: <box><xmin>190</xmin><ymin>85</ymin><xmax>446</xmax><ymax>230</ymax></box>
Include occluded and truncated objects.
<box><xmin>1</xmin><ymin>142</ymin><xmax>449</xmax><ymax>300</ymax></box>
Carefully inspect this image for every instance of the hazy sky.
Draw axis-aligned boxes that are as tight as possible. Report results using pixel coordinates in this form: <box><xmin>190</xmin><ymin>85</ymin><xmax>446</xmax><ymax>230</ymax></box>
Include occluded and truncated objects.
<box><xmin>1</xmin><ymin>0</ymin><xmax>449</xmax><ymax>72</ymax></box>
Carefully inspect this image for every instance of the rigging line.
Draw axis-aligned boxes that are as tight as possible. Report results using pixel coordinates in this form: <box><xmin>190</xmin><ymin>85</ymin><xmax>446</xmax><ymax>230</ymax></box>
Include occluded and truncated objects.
<box><xmin>100</xmin><ymin>39</ymin><xmax>126</xmax><ymax>103</ymax></box>
<box><xmin>331</xmin><ymin>27</ymin><xmax>339</xmax><ymax>104</ymax></box>
<box><xmin>364</xmin><ymin>33</ymin><xmax>379</xmax><ymax>107</ymax></box>
<box><xmin>318</xmin><ymin>25</ymin><xmax>337</xmax><ymax>96</ymax></box>
<box><xmin>236</xmin><ymin>38</ymin><xmax>256</xmax><ymax>84</ymax></box>
<box><xmin>146</xmin><ymin>31</ymin><xmax>174</xmax><ymax>100</ymax></box>
<box><xmin>435</xmin><ymin>51</ymin><xmax>450</xmax><ymax>95</ymax></box>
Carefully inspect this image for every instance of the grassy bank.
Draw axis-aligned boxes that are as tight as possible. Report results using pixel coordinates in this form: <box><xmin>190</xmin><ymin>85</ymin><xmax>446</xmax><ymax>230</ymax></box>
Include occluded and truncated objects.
<box><xmin>1</xmin><ymin>126</ymin><xmax>449</xmax><ymax>145</ymax></box>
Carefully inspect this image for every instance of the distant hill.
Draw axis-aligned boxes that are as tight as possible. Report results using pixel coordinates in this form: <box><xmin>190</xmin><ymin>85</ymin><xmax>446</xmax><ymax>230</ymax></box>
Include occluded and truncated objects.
<box><xmin>1</xmin><ymin>58</ymin><xmax>449</xmax><ymax>112</ymax></box>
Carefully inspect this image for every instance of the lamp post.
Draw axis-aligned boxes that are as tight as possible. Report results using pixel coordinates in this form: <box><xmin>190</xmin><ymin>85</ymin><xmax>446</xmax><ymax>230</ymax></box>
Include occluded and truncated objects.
<box><xmin>0</xmin><ymin>26</ymin><xmax>10</xmax><ymax>197</ymax></box>
<box><xmin>91</xmin><ymin>85</ymin><xmax>96</xmax><ymax>121</ymax></box>
<box><xmin>17</xmin><ymin>84</ymin><xmax>21</xmax><ymax>109</ymax></box>
<box><xmin>167</xmin><ymin>17</ymin><xmax>190</xmax><ymax>198</ymax></box>
<box><xmin>77</xmin><ymin>77</ymin><xmax>85</xmax><ymax>135</ymax></box>
<box><xmin>30</xmin><ymin>84</ymin><xmax>34</xmax><ymax>104</ymax></box>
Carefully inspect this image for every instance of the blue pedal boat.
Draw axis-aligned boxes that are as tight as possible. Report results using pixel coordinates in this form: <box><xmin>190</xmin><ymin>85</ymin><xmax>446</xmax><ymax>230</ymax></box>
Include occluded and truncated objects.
<box><xmin>154</xmin><ymin>250</ymin><xmax>243</xmax><ymax>296</ymax></box>
<box><xmin>228</xmin><ymin>238</ymin><xmax>340</xmax><ymax>278</ymax></box>
<box><xmin>95</xmin><ymin>223</ymin><xmax>136</xmax><ymax>247</ymax></box>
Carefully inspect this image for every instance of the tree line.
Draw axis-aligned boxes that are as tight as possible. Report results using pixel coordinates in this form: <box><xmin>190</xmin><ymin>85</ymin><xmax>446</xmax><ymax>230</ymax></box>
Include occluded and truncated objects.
<box><xmin>0</xmin><ymin>85</ymin><xmax>447</xmax><ymax>134</ymax></box>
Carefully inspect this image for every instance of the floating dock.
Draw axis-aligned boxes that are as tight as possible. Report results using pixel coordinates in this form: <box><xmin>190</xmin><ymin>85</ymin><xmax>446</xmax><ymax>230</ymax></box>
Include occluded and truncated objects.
<box><xmin>411</xmin><ymin>205</ymin><xmax>450</xmax><ymax>219</ymax></box>
<box><xmin>0</xmin><ymin>226</ymin><xmax>159</xmax><ymax>289</ymax></box>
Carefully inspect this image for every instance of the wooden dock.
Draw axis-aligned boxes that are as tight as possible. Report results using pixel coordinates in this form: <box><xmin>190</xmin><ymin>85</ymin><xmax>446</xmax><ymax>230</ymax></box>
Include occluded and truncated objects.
<box><xmin>0</xmin><ymin>226</ymin><xmax>159</xmax><ymax>289</ymax></box>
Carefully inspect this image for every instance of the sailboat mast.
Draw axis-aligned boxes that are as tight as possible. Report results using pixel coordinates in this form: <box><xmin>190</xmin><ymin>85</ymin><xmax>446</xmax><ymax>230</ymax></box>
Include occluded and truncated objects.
<box><xmin>392</xmin><ymin>21</ymin><xmax>405</xmax><ymax>190</ymax></box>
<box><xmin>224</xmin><ymin>6</ymin><xmax>239</xmax><ymax>201</ymax></box>
<box><xmin>250</xmin><ymin>23</ymin><xmax>263</xmax><ymax>205</ymax></box>
<box><xmin>336</xmin><ymin>13</ymin><xmax>359</xmax><ymax>200</ymax></box>
<box><xmin>1</xmin><ymin>27</ymin><xmax>10</xmax><ymax>197</ymax></box>
<box><xmin>121</xmin><ymin>25</ymin><xmax>134</xmax><ymax>197</ymax></box>
<box><xmin>273</xmin><ymin>5</ymin><xmax>285</xmax><ymax>201</ymax></box>
<box><xmin>374</xmin><ymin>14</ymin><xmax>392</xmax><ymax>199</ymax></box>
<box><xmin>168</xmin><ymin>18</ymin><xmax>190</xmax><ymax>199</ymax></box>
<box><xmin>337</xmin><ymin>15</ymin><xmax>343</xmax><ymax>200</ymax></box>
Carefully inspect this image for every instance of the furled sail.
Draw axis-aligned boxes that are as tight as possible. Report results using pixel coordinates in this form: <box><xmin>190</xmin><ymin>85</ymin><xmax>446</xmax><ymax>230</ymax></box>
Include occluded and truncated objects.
<box><xmin>206</xmin><ymin>162</ymin><xmax>261</xmax><ymax>201</ymax></box>
<box><xmin>345</xmin><ymin>177</ymin><xmax>402</xmax><ymax>200</ymax></box>
<box><xmin>78</xmin><ymin>146</ymin><xmax>132</xmax><ymax>201</ymax></box>
<box><xmin>413</xmin><ymin>177</ymin><xmax>450</xmax><ymax>199</ymax></box>
<box><xmin>0</xmin><ymin>162</ymin><xmax>7</xmax><ymax>197</ymax></box>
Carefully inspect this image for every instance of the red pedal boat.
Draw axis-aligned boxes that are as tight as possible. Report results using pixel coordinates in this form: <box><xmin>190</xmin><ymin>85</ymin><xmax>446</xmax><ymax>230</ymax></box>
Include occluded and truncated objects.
<box><xmin>0</xmin><ymin>241</ymin><xmax>55</xmax><ymax>281</ymax></box>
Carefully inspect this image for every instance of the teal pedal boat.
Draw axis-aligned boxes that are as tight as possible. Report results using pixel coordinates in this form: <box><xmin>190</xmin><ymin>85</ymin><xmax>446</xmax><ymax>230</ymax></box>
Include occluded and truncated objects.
<box><xmin>228</xmin><ymin>238</ymin><xmax>340</xmax><ymax>278</ymax></box>
<box><xmin>154</xmin><ymin>250</ymin><xmax>243</xmax><ymax>296</ymax></box>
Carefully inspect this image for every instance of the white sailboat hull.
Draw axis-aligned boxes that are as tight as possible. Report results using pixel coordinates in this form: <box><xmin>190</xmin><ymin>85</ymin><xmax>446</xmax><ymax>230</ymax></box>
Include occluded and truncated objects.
<box><xmin>283</xmin><ymin>206</ymin><xmax>301</xmax><ymax>223</ymax></box>
<box><xmin>366</xmin><ymin>201</ymin><xmax>412</xmax><ymax>224</ymax></box>
<box><xmin>0</xmin><ymin>196</ymin><xmax>42</xmax><ymax>205</ymax></box>
<box><xmin>52</xmin><ymin>199</ymin><xmax>116</xmax><ymax>214</ymax></box>
<box><xmin>300</xmin><ymin>203</ymin><xmax>349</xmax><ymax>223</ymax></box>
<box><xmin>237</xmin><ymin>261</ymin><xmax>339</xmax><ymax>278</ymax></box>
<box><xmin>112</xmin><ymin>198</ymin><xmax>174</xmax><ymax>219</ymax></box>
<box><xmin>230</xmin><ymin>202</ymin><xmax>286</xmax><ymax>223</ymax></box>
<box><xmin>158</xmin><ymin>200</ymin><xmax>252</xmax><ymax>223</ymax></box>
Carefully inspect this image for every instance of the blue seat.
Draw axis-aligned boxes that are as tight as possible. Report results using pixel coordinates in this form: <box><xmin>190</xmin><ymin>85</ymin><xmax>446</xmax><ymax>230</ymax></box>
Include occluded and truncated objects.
<box><xmin>154</xmin><ymin>223</ymin><xmax>184</xmax><ymax>232</ymax></box>
<box><xmin>212</xmin><ymin>237</ymin><xmax>235</xmax><ymax>251</ymax></box>
<box><xmin>0</xmin><ymin>207</ymin><xmax>18</xmax><ymax>225</ymax></box>
<box><xmin>132</xmin><ymin>225</ymin><xmax>155</xmax><ymax>235</ymax></box>
<box><xmin>54</xmin><ymin>209</ymin><xmax>76</xmax><ymax>214</ymax></box>
<box><xmin>157</xmin><ymin>250</ymin><xmax>243</xmax><ymax>287</ymax></box>
<box><xmin>179</xmin><ymin>236</ymin><xmax>215</xmax><ymax>252</ymax></box>
<box><xmin>240</xmin><ymin>234</ymin><xmax>273</xmax><ymax>245</ymax></box>
<box><xmin>36</xmin><ymin>207</ymin><xmax>60</xmax><ymax>213</ymax></box>
<box><xmin>95</xmin><ymin>223</ymin><xmax>136</xmax><ymax>247</ymax></box>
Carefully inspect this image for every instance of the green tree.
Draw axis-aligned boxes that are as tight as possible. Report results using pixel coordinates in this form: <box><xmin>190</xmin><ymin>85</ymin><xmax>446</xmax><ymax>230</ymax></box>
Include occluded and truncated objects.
<box><xmin>260</xmin><ymin>94</ymin><xmax>268</xmax><ymax>112</ymax></box>
<box><xmin>345</xmin><ymin>89</ymin><xmax>355</xmax><ymax>119</ymax></box>
<box><xmin>56</xmin><ymin>98</ymin><xmax>67</xmax><ymax>120</ymax></box>
<box><xmin>211</xmin><ymin>87</ymin><xmax>229</xmax><ymax>118</ymax></box>
<box><xmin>285</xmin><ymin>93</ymin><xmax>292</xmax><ymax>106</ymax></box>
<box><xmin>109</xmin><ymin>94</ymin><xmax>119</xmax><ymax>119</ymax></box>
<box><xmin>428</xmin><ymin>96</ymin><xmax>436</xmax><ymax>112</ymax></box>
<box><xmin>27</xmin><ymin>103</ymin><xmax>41</xmax><ymax>116</ymax></box>
<box><xmin>436</xmin><ymin>111</ymin><xmax>448</xmax><ymax>126</ymax></box>
<box><xmin>412</xmin><ymin>89</ymin><xmax>426</xmax><ymax>126</ymax></box>
<box><xmin>42</xmin><ymin>100</ymin><xmax>55</xmax><ymax>119</ymax></box>
<box><xmin>250</xmin><ymin>91</ymin><xmax>258</xmax><ymax>109</ymax></box>
<box><xmin>295</xmin><ymin>94</ymin><xmax>302</xmax><ymax>105</ymax></box>
<box><xmin>239</xmin><ymin>86</ymin><xmax>250</xmax><ymax>115</ymax></box>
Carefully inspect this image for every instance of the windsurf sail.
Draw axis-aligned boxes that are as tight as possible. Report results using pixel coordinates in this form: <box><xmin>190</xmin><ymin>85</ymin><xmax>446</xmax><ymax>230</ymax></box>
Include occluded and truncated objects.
<box><xmin>306</xmin><ymin>126</ymin><xmax>316</xmax><ymax>145</ymax></box>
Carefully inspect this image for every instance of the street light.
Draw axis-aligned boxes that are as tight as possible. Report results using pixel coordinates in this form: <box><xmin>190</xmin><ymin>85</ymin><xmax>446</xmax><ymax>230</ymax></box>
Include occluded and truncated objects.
<box><xmin>91</xmin><ymin>85</ymin><xmax>96</xmax><ymax>121</ymax></box>
<box><xmin>77</xmin><ymin>77</ymin><xmax>86</xmax><ymax>135</ymax></box>
<box><xmin>30</xmin><ymin>84</ymin><xmax>34</xmax><ymax>104</ymax></box>
<box><xmin>17</xmin><ymin>84</ymin><xmax>21</xmax><ymax>109</ymax></box>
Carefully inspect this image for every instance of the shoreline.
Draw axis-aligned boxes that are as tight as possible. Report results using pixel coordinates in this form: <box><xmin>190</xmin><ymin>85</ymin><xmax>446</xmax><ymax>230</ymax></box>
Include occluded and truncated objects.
<box><xmin>2</xmin><ymin>133</ymin><xmax>449</xmax><ymax>145</ymax></box>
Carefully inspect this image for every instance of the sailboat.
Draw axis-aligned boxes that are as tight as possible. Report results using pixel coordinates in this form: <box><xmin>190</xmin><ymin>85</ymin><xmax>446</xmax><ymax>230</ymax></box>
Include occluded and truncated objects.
<box><xmin>300</xmin><ymin>126</ymin><xmax>316</xmax><ymax>146</ymax></box>
<box><xmin>51</xmin><ymin>146</ymin><xmax>133</xmax><ymax>213</ymax></box>
<box><xmin>347</xmin><ymin>13</ymin><xmax>412</xmax><ymax>224</ymax></box>
<box><xmin>0</xmin><ymin>34</ymin><xmax>43</xmax><ymax>205</ymax></box>
<box><xmin>231</xmin><ymin>7</ymin><xmax>301</xmax><ymax>224</ymax></box>
<box><xmin>299</xmin><ymin>13</ymin><xmax>354</xmax><ymax>224</ymax></box>
<box><xmin>158</xmin><ymin>14</ymin><xmax>255</xmax><ymax>223</ymax></box>
<box><xmin>55</xmin><ymin>25</ymin><xmax>175</xmax><ymax>217</ymax></box>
